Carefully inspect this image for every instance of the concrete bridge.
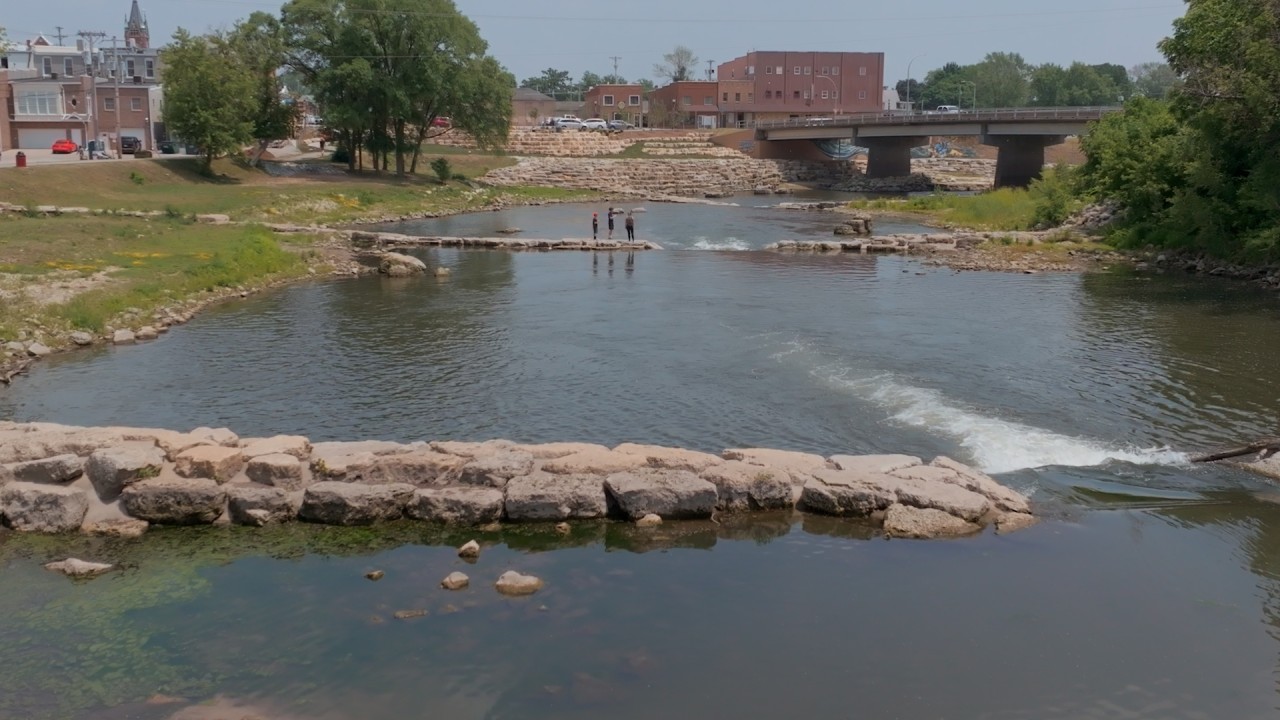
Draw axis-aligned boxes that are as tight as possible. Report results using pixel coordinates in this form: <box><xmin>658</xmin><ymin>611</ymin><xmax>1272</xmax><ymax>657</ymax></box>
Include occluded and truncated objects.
<box><xmin>754</xmin><ymin>107</ymin><xmax>1118</xmax><ymax>188</ymax></box>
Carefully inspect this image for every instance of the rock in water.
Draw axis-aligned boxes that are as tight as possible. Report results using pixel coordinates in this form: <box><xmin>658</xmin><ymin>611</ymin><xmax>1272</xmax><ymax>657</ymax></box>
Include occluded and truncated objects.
<box><xmin>378</xmin><ymin>252</ymin><xmax>427</xmax><ymax>277</ymax></box>
<box><xmin>495</xmin><ymin>570</ymin><xmax>543</xmax><ymax>596</ymax></box>
<box><xmin>458</xmin><ymin>539</ymin><xmax>481</xmax><ymax>559</ymax></box>
<box><xmin>636</xmin><ymin>513</ymin><xmax>662</xmax><ymax>527</ymax></box>
<box><xmin>0</xmin><ymin>482</ymin><xmax>90</xmax><ymax>532</ymax></box>
<box><xmin>882</xmin><ymin>504</ymin><xmax>981</xmax><ymax>539</ymax></box>
<box><xmin>441</xmin><ymin>571</ymin><xmax>470</xmax><ymax>590</ymax></box>
<box><xmin>365</xmin><ymin>570</ymin><xmax>385</xmax><ymax>581</ymax></box>
<box><xmin>44</xmin><ymin>558</ymin><xmax>115</xmax><ymax>577</ymax></box>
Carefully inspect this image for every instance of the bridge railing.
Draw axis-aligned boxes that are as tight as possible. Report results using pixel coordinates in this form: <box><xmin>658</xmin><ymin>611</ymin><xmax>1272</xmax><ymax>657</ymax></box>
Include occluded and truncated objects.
<box><xmin>753</xmin><ymin>106</ymin><xmax>1121</xmax><ymax>130</ymax></box>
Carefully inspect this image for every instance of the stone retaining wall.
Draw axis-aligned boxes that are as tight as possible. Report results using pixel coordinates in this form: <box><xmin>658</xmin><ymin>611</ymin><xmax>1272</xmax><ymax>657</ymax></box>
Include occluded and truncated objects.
<box><xmin>0</xmin><ymin>422</ymin><xmax>1036</xmax><ymax>539</ymax></box>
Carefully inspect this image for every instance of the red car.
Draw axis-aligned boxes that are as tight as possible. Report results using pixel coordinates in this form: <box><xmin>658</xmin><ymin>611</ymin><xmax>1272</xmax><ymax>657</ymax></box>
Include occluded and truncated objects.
<box><xmin>51</xmin><ymin>139</ymin><xmax>78</xmax><ymax>154</ymax></box>
<box><xmin>431</xmin><ymin>117</ymin><xmax>451</xmax><ymax>127</ymax></box>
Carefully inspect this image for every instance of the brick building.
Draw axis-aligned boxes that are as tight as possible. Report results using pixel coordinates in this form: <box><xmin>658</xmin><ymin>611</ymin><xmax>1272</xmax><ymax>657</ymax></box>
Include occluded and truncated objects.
<box><xmin>647</xmin><ymin>80</ymin><xmax>719</xmax><ymax>128</ymax></box>
<box><xmin>580</xmin><ymin>83</ymin><xmax>646</xmax><ymax>122</ymax></box>
<box><xmin>1</xmin><ymin>0</ymin><xmax>164</xmax><ymax>153</ymax></box>
<box><xmin>716</xmin><ymin>51</ymin><xmax>884</xmax><ymax>127</ymax></box>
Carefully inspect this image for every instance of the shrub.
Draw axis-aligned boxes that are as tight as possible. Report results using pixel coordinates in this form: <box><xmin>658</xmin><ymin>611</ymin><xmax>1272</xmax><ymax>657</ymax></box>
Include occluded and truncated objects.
<box><xmin>1027</xmin><ymin>164</ymin><xmax>1084</xmax><ymax>229</ymax></box>
<box><xmin>129</xmin><ymin>171</ymin><xmax>146</xmax><ymax>185</ymax></box>
<box><xmin>430</xmin><ymin>157</ymin><xmax>452</xmax><ymax>183</ymax></box>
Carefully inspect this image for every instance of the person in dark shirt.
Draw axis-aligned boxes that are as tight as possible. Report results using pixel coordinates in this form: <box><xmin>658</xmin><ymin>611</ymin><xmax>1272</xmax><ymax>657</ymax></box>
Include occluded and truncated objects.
<box><xmin>625</xmin><ymin>211</ymin><xmax>636</xmax><ymax>241</ymax></box>
<box><xmin>592</xmin><ymin>212</ymin><xmax>598</xmax><ymax>240</ymax></box>
<box><xmin>607</xmin><ymin>207</ymin><xmax>616</xmax><ymax>239</ymax></box>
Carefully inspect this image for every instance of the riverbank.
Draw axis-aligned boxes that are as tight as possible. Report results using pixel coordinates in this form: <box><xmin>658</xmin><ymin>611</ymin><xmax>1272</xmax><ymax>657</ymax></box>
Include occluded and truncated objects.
<box><xmin>0</xmin><ymin>421</ymin><xmax>1035</xmax><ymax>541</ymax></box>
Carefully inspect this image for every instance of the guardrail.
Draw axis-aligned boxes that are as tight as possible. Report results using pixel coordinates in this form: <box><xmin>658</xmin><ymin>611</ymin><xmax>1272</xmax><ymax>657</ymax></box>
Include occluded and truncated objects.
<box><xmin>753</xmin><ymin>106</ymin><xmax>1120</xmax><ymax>130</ymax></box>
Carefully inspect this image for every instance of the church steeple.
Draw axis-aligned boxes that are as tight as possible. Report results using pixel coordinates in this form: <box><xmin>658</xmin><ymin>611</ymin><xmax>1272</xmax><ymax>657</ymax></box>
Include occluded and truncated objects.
<box><xmin>125</xmin><ymin>0</ymin><xmax>149</xmax><ymax>49</ymax></box>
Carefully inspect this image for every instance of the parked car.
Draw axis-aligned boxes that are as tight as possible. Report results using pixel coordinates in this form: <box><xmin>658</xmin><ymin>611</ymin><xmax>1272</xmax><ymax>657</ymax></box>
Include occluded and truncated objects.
<box><xmin>120</xmin><ymin>136</ymin><xmax>141</xmax><ymax>154</ymax></box>
<box><xmin>607</xmin><ymin>119</ymin><xmax>632</xmax><ymax>131</ymax></box>
<box><xmin>158</xmin><ymin>141</ymin><xmax>177</xmax><ymax>154</ymax></box>
<box><xmin>51</xmin><ymin>139</ymin><xmax>78</xmax><ymax>154</ymax></box>
<box><xmin>553</xmin><ymin>116</ymin><xmax>583</xmax><ymax>131</ymax></box>
<box><xmin>934</xmin><ymin>105</ymin><xmax>961</xmax><ymax>114</ymax></box>
<box><xmin>581</xmin><ymin>118</ymin><xmax>608</xmax><ymax>131</ymax></box>
<box><xmin>431</xmin><ymin>117</ymin><xmax>451</xmax><ymax>127</ymax></box>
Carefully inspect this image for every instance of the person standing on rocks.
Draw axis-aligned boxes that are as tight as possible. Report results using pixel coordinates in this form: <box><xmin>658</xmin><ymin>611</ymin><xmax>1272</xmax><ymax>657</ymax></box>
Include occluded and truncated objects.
<box><xmin>607</xmin><ymin>207</ymin><xmax>617</xmax><ymax>240</ymax></box>
<box><xmin>625</xmin><ymin>211</ymin><xmax>636</xmax><ymax>242</ymax></box>
<box><xmin>592</xmin><ymin>212</ymin><xmax>599</xmax><ymax>240</ymax></box>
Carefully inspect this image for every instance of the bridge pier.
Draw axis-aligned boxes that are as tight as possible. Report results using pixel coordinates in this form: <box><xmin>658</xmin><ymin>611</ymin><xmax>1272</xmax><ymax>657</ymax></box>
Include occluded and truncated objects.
<box><xmin>982</xmin><ymin>134</ymin><xmax>1066</xmax><ymax>189</ymax></box>
<box><xmin>858</xmin><ymin>136</ymin><xmax>928</xmax><ymax>178</ymax></box>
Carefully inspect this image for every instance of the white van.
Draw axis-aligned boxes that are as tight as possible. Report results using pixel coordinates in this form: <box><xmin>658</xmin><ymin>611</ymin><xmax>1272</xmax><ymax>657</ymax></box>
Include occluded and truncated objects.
<box><xmin>935</xmin><ymin>105</ymin><xmax>961</xmax><ymax>114</ymax></box>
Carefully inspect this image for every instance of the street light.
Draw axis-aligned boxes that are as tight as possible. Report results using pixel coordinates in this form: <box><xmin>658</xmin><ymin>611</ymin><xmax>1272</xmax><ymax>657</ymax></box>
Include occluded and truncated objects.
<box><xmin>905</xmin><ymin>53</ymin><xmax>926</xmax><ymax>113</ymax></box>
<box><xmin>961</xmin><ymin>80</ymin><xmax>977</xmax><ymax>111</ymax></box>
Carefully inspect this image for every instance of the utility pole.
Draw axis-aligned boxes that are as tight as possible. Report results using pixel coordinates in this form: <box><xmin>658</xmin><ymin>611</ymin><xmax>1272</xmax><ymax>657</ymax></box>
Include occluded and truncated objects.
<box><xmin>110</xmin><ymin>36</ymin><xmax>123</xmax><ymax>158</ymax></box>
<box><xmin>609</xmin><ymin>56</ymin><xmax>621</xmax><ymax>78</ymax></box>
<box><xmin>77</xmin><ymin>30</ymin><xmax>106</xmax><ymax>154</ymax></box>
<box><xmin>706</xmin><ymin>60</ymin><xmax>715</xmax><ymax>81</ymax></box>
<box><xmin>54</xmin><ymin>26</ymin><xmax>65</xmax><ymax>45</ymax></box>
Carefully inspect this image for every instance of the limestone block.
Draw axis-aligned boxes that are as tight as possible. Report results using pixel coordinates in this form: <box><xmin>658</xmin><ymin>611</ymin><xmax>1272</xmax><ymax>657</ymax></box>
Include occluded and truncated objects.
<box><xmin>246</xmin><ymin>453</ymin><xmax>307</xmax><ymax>490</ymax></box>
<box><xmin>407</xmin><ymin>486</ymin><xmax>505</xmax><ymax>525</ymax></box>
<box><xmin>174</xmin><ymin>445</ymin><xmax>245</xmax><ymax>483</ymax></box>
<box><xmin>604</xmin><ymin>469</ymin><xmax>718</xmax><ymax>520</ymax></box>
<box><xmin>6</xmin><ymin>454</ymin><xmax>85</xmax><ymax>484</ymax></box>
<box><xmin>298</xmin><ymin>481</ymin><xmax>414</xmax><ymax>525</ymax></box>
<box><xmin>86</xmin><ymin>443</ymin><xmax>166</xmax><ymax>500</ymax></box>
<box><xmin>241</xmin><ymin>435</ymin><xmax>312</xmax><ymax>460</ymax></box>
<box><xmin>613</xmin><ymin>443</ymin><xmax>724</xmax><ymax>473</ymax></box>
<box><xmin>120</xmin><ymin>478</ymin><xmax>227</xmax><ymax>525</ymax></box>
<box><xmin>0</xmin><ymin>482</ymin><xmax>90</xmax><ymax>532</ymax></box>
<box><xmin>504</xmin><ymin>473</ymin><xmax>608</xmax><ymax>521</ymax></box>
<box><xmin>227</xmin><ymin>484</ymin><xmax>300</xmax><ymax>526</ymax></box>
<box><xmin>883</xmin><ymin>504</ymin><xmax>981</xmax><ymax>539</ymax></box>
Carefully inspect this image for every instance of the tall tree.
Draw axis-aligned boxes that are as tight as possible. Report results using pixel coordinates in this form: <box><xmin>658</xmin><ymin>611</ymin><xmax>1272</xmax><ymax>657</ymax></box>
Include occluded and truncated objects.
<box><xmin>917</xmin><ymin>62</ymin><xmax>971</xmax><ymax>110</ymax></box>
<box><xmin>654</xmin><ymin>45</ymin><xmax>698</xmax><ymax>82</ymax></box>
<box><xmin>601</xmin><ymin>73</ymin><xmax>627</xmax><ymax>85</ymax></box>
<box><xmin>521</xmin><ymin>68</ymin><xmax>572</xmax><ymax>98</ymax></box>
<box><xmin>969</xmin><ymin>52</ymin><xmax>1030</xmax><ymax>107</ymax></box>
<box><xmin>1129</xmin><ymin>62</ymin><xmax>1180</xmax><ymax>99</ymax></box>
<box><xmin>161</xmin><ymin>29</ymin><xmax>255</xmax><ymax>172</ymax></box>
<box><xmin>283</xmin><ymin>0</ymin><xmax>511</xmax><ymax>176</ymax></box>
<box><xmin>228</xmin><ymin>12</ymin><xmax>298</xmax><ymax>166</ymax></box>
<box><xmin>1159</xmin><ymin>0</ymin><xmax>1280</xmax><ymax>257</ymax></box>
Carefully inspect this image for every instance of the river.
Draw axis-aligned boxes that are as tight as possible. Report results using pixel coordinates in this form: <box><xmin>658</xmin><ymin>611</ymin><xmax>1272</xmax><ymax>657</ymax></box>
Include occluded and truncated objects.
<box><xmin>3</xmin><ymin>196</ymin><xmax>1280</xmax><ymax>719</ymax></box>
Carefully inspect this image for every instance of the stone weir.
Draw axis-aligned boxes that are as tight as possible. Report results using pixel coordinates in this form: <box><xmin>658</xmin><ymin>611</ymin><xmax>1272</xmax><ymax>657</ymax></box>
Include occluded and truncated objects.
<box><xmin>0</xmin><ymin>422</ymin><xmax>1036</xmax><ymax>540</ymax></box>
<box><xmin>349</xmin><ymin>230</ymin><xmax>660</xmax><ymax>252</ymax></box>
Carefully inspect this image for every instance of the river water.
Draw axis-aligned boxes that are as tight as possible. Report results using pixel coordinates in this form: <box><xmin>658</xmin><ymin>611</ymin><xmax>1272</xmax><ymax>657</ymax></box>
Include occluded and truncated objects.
<box><xmin>4</xmin><ymin>196</ymin><xmax>1280</xmax><ymax>719</ymax></box>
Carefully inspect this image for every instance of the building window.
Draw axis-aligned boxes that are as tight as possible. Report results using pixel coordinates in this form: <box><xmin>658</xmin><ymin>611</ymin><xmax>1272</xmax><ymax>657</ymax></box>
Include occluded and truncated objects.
<box><xmin>131</xmin><ymin>97</ymin><xmax>142</xmax><ymax>111</ymax></box>
<box><xmin>764</xmin><ymin>90</ymin><xmax>771</xmax><ymax>99</ymax></box>
<box><xmin>804</xmin><ymin>66</ymin><xmax>811</xmax><ymax>76</ymax></box>
<box><xmin>832</xmin><ymin>67</ymin><xmax>840</xmax><ymax>76</ymax></box>
<box><xmin>820</xmin><ymin>66</ymin><xmax>828</xmax><ymax>75</ymax></box>
<box><xmin>682</xmin><ymin>95</ymin><xmax>692</xmax><ymax>106</ymax></box>
<box><xmin>832</xmin><ymin>91</ymin><xmax>839</xmax><ymax>99</ymax></box>
<box><xmin>126</xmin><ymin>59</ymin><xmax>136</xmax><ymax>78</ymax></box>
<box><xmin>776</xmin><ymin>66</ymin><xmax>783</xmax><ymax>75</ymax></box>
<box><xmin>16</xmin><ymin>91</ymin><xmax>61</xmax><ymax>115</ymax></box>
<box><xmin>104</xmin><ymin>97</ymin><xmax>116</xmax><ymax>111</ymax></box>
<box><xmin>803</xmin><ymin>90</ymin><xmax>810</xmax><ymax>99</ymax></box>
<box><xmin>602</xmin><ymin>94</ymin><xmax>614</xmax><ymax>106</ymax></box>
<box><xmin>42</xmin><ymin>57</ymin><xmax>53</xmax><ymax>76</ymax></box>
<box><xmin>723</xmin><ymin>92</ymin><xmax>729</xmax><ymax>102</ymax></box>
<box><xmin>747</xmin><ymin>92</ymin><xmax>753</xmax><ymax>102</ymax></box>
<box><xmin>858</xmin><ymin>90</ymin><xmax>867</xmax><ymax>99</ymax></box>
<box><xmin>704</xmin><ymin>95</ymin><xmax>714</xmax><ymax>105</ymax></box>
<box><xmin>793</xmin><ymin>90</ymin><xmax>800</xmax><ymax>99</ymax></box>
<box><xmin>747</xmin><ymin>65</ymin><xmax>754</xmax><ymax>75</ymax></box>
<box><xmin>629</xmin><ymin>95</ymin><xmax>640</xmax><ymax>105</ymax></box>
<box><xmin>859</xmin><ymin>66</ymin><xmax>867</xmax><ymax>76</ymax></box>
<box><xmin>732</xmin><ymin>93</ymin><xmax>739</xmax><ymax>102</ymax></box>
<box><xmin>145</xmin><ymin>59</ymin><xmax>155</xmax><ymax>78</ymax></box>
<box><xmin>765</xmin><ymin>66</ymin><xmax>773</xmax><ymax>75</ymax></box>
<box><xmin>821</xmin><ymin>90</ymin><xmax>829</xmax><ymax>99</ymax></box>
<box><xmin>64</xmin><ymin>58</ymin><xmax>74</xmax><ymax>76</ymax></box>
<box><xmin>794</xmin><ymin>66</ymin><xmax>801</xmax><ymax>75</ymax></box>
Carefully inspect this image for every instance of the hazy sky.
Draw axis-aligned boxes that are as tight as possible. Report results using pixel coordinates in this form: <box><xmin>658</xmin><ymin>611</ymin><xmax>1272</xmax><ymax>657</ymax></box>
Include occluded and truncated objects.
<box><xmin>3</xmin><ymin>0</ymin><xmax>1186</xmax><ymax>84</ymax></box>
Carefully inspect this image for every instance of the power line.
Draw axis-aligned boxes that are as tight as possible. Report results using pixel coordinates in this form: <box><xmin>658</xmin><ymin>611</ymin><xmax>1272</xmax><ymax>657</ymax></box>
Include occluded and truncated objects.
<box><xmin>151</xmin><ymin>0</ymin><xmax>1184</xmax><ymax>25</ymax></box>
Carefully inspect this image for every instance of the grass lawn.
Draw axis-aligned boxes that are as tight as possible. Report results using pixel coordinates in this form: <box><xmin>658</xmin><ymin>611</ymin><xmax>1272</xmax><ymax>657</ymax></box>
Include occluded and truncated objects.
<box><xmin>0</xmin><ymin>155</ymin><xmax>584</xmax><ymax>225</ymax></box>
<box><xmin>850</xmin><ymin>189</ymin><xmax>1040</xmax><ymax>231</ymax></box>
<box><xmin>0</xmin><ymin>214</ymin><xmax>327</xmax><ymax>340</ymax></box>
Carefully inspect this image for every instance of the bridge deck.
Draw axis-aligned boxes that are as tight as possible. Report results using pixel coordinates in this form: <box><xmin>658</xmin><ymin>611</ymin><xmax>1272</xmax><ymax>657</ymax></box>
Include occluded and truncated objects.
<box><xmin>755</xmin><ymin>106</ymin><xmax>1117</xmax><ymax>132</ymax></box>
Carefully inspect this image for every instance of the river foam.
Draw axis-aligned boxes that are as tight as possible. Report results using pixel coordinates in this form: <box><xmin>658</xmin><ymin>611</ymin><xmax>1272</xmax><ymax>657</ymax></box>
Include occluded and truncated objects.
<box><xmin>773</xmin><ymin>339</ymin><xmax>1190</xmax><ymax>474</ymax></box>
<box><xmin>691</xmin><ymin>237</ymin><xmax>750</xmax><ymax>251</ymax></box>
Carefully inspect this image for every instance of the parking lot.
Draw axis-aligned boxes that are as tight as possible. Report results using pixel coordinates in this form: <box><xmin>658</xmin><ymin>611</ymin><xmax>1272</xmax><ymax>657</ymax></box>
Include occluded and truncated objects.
<box><xmin>0</xmin><ymin>148</ymin><xmax>199</xmax><ymax>168</ymax></box>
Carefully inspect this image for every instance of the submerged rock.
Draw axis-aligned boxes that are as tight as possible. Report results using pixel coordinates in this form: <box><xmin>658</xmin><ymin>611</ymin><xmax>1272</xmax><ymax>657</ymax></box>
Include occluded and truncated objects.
<box><xmin>458</xmin><ymin>539</ymin><xmax>481</xmax><ymax>559</ymax></box>
<box><xmin>636</xmin><ymin>513</ymin><xmax>662</xmax><ymax>527</ymax></box>
<box><xmin>495</xmin><ymin>570</ymin><xmax>543</xmax><ymax>596</ymax></box>
<box><xmin>441</xmin><ymin>571</ymin><xmax>470</xmax><ymax>590</ymax></box>
<box><xmin>883</xmin><ymin>503</ymin><xmax>981</xmax><ymax>539</ymax></box>
<box><xmin>83</xmin><ymin>517</ymin><xmax>149</xmax><ymax>538</ymax></box>
<box><xmin>44</xmin><ymin>558</ymin><xmax>116</xmax><ymax>577</ymax></box>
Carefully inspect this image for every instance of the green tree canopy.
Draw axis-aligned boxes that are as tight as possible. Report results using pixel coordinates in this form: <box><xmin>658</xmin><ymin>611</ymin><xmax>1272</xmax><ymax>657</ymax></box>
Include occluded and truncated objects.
<box><xmin>521</xmin><ymin>68</ymin><xmax>572</xmax><ymax>99</ymax></box>
<box><xmin>1129</xmin><ymin>62</ymin><xmax>1180</xmax><ymax>99</ymax></box>
<box><xmin>160</xmin><ymin>29</ymin><xmax>256</xmax><ymax>171</ymax></box>
<box><xmin>282</xmin><ymin>0</ymin><xmax>512</xmax><ymax>175</ymax></box>
<box><xmin>969</xmin><ymin>52</ymin><xmax>1030</xmax><ymax>108</ymax></box>
<box><xmin>228</xmin><ymin>12</ymin><xmax>298</xmax><ymax>165</ymax></box>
